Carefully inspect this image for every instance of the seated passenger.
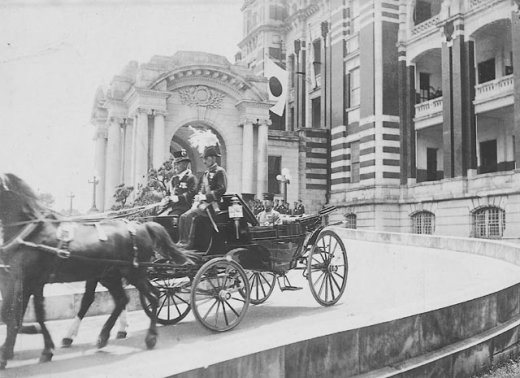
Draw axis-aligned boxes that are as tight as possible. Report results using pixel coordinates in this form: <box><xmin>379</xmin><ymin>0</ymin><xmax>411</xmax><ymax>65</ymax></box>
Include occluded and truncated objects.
<box><xmin>256</xmin><ymin>193</ymin><xmax>282</xmax><ymax>226</ymax></box>
<box><xmin>159</xmin><ymin>149</ymin><xmax>197</xmax><ymax>217</ymax></box>
<box><xmin>177</xmin><ymin>144</ymin><xmax>227</xmax><ymax>249</ymax></box>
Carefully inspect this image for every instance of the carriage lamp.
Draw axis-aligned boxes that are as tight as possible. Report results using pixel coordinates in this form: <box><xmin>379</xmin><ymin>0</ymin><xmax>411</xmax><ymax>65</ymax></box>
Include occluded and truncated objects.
<box><xmin>228</xmin><ymin>196</ymin><xmax>244</xmax><ymax>239</ymax></box>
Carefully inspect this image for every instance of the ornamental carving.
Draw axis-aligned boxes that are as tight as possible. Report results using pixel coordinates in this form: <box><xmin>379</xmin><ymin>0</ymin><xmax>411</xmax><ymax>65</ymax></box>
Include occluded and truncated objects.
<box><xmin>177</xmin><ymin>86</ymin><xmax>225</xmax><ymax>109</ymax></box>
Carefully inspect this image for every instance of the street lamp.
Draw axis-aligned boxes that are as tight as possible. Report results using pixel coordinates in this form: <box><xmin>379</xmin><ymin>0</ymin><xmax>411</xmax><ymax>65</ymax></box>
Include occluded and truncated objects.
<box><xmin>67</xmin><ymin>192</ymin><xmax>75</xmax><ymax>215</ymax></box>
<box><xmin>88</xmin><ymin>175</ymin><xmax>99</xmax><ymax>212</ymax></box>
<box><xmin>276</xmin><ymin>168</ymin><xmax>292</xmax><ymax>204</ymax></box>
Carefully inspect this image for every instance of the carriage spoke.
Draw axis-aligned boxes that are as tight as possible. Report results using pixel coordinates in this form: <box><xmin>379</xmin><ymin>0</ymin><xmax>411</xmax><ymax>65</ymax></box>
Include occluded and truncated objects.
<box><xmin>312</xmin><ymin>271</ymin><xmax>326</xmax><ymax>288</ymax></box>
<box><xmin>231</xmin><ymin>296</ymin><xmax>246</xmax><ymax>303</ymax></box>
<box><xmin>259</xmin><ymin>276</ymin><xmax>267</xmax><ymax>297</ymax></box>
<box><xmin>328</xmin><ymin>274</ymin><xmax>335</xmax><ymax>299</ymax></box>
<box><xmin>333</xmin><ymin>271</ymin><xmax>345</xmax><ymax>281</ymax></box>
<box><xmin>259</xmin><ymin>273</ymin><xmax>273</xmax><ymax>286</ymax></box>
<box><xmin>255</xmin><ymin>274</ymin><xmax>260</xmax><ymax>299</ymax></box>
<box><xmin>214</xmin><ymin>301</ymin><xmax>221</xmax><ymax>327</ymax></box>
<box><xmin>158</xmin><ymin>294</ymin><xmax>169</xmax><ymax>315</ymax></box>
<box><xmin>167</xmin><ymin>293</ymin><xmax>171</xmax><ymax>319</ymax></box>
<box><xmin>224</xmin><ymin>299</ymin><xmax>240</xmax><ymax>318</ymax></box>
<box><xmin>330</xmin><ymin>273</ymin><xmax>342</xmax><ymax>293</ymax></box>
<box><xmin>324</xmin><ymin>273</ymin><xmax>329</xmax><ymax>301</ymax></box>
<box><xmin>222</xmin><ymin>302</ymin><xmax>229</xmax><ymax>326</ymax></box>
<box><xmin>317</xmin><ymin>272</ymin><xmax>327</xmax><ymax>298</ymax></box>
<box><xmin>202</xmin><ymin>299</ymin><xmax>219</xmax><ymax>321</ymax></box>
<box><xmin>172</xmin><ymin>294</ymin><xmax>182</xmax><ymax>316</ymax></box>
<box><xmin>173</xmin><ymin>293</ymin><xmax>189</xmax><ymax>306</ymax></box>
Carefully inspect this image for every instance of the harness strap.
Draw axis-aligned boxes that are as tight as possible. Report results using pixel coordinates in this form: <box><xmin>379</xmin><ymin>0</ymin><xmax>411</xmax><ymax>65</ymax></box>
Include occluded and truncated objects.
<box><xmin>0</xmin><ymin>222</ymin><xmax>39</xmax><ymax>255</ymax></box>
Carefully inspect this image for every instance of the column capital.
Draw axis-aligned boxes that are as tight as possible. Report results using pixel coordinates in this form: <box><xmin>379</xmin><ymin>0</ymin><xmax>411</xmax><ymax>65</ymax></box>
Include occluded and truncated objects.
<box><xmin>152</xmin><ymin>109</ymin><xmax>168</xmax><ymax>117</ymax></box>
<box><xmin>94</xmin><ymin>124</ymin><xmax>108</xmax><ymax>139</ymax></box>
<box><xmin>134</xmin><ymin>107</ymin><xmax>154</xmax><ymax>116</ymax></box>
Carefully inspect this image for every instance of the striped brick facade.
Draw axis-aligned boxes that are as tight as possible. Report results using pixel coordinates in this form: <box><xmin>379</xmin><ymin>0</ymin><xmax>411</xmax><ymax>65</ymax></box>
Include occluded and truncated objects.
<box><xmin>238</xmin><ymin>0</ymin><xmax>520</xmax><ymax>240</ymax></box>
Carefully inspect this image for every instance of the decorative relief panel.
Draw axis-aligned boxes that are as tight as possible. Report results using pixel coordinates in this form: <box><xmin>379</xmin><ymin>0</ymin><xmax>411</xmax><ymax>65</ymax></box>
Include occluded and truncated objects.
<box><xmin>177</xmin><ymin>85</ymin><xmax>225</xmax><ymax>109</ymax></box>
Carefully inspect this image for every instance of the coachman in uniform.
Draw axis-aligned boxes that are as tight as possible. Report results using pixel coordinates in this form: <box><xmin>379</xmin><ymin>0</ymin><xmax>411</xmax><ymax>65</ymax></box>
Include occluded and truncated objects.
<box><xmin>177</xmin><ymin>144</ymin><xmax>227</xmax><ymax>249</ymax></box>
<box><xmin>159</xmin><ymin>149</ymin><xmax>198</xmax><ymax>216</ymax></box>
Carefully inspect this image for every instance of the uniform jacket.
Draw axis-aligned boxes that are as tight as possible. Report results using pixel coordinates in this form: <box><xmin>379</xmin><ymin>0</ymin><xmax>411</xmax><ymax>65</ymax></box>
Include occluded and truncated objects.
<box><xmin>199</xmin><ymin>163</ymin><xmax>227</xmax><ymax>203</ymax></box>
<box><xmin>257</xmin><ymin>209</ymin><xmax>282</xmax><ymax>226</ymax></box>
<box><xmin>169</xmin><ymin>169</ymin><xmax>198</xmax><ymax>213</ymax></box>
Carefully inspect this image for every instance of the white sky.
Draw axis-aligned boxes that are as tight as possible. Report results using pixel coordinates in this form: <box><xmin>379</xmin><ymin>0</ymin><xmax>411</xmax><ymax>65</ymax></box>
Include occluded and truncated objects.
<box><xmin>0</xmin><ymin>0</ymin><xmax>243</xmax><ymax>212</ymax></box>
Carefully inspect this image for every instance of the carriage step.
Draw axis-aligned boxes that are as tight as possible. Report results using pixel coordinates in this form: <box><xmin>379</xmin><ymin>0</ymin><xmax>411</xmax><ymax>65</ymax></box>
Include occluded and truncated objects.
<box><xmin>280</xmin><ymin>285</ymin><xmax>302</xmax><ymax>292</ymax></box>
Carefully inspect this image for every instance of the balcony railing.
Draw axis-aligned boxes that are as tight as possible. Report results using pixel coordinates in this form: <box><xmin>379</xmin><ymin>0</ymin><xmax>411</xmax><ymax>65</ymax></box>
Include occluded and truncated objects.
<box><xmin>411</xmin><ymin>15</ymin><xmax>440</xmax><ymax>36</ymax></box>
<box><xmin>475</xmin><ymin>75</ymin><xmax>514</xmax><ymax>103</ymax></box>
<box><xmin>415</xmin><ymin>97</ymin><xmax>443</xmax><ymax>119</ymax></box>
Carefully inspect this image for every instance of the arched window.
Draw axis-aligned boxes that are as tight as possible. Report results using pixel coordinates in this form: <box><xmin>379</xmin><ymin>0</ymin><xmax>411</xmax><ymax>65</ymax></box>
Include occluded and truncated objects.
<box><xmin>472</xmin><ymin>206</ymin><xmax>506</xmax><ymax>239</ymax></box>
<box><xmin>344</xmin><ymin>213</ymin><xmax>357</xmax><ymax>229</ymax></box>
<box><xmin>411</xmin><ymin>211</ymin><xmax>435</xmax><ymax>234</ymax></box>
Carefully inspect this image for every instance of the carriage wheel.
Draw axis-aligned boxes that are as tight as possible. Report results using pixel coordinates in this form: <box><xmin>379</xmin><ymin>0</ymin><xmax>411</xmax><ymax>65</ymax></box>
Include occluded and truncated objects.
<box><xmin>191</xmin><ymin>258</ymin><xmax>250</xmax><ymax>332</ymax></box>
<box><xmin>140</xmin><ymin>277</ymin><xmax>191</xmax><ymax>325</ymax></box>
<box><xmin>243</xmin><ymin>271</ymin><xmax>276</xmax><ymax>305</ymax></box>
<box><xmin>307</xmin><ymin>230</ymin><xmax>348</xmax><ymax>306</ymax></box>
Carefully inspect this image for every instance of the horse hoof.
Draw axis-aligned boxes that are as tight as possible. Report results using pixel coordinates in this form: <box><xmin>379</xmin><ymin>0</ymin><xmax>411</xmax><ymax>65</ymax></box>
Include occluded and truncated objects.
<box><xmin>145</xmin><ymin>334</ymin><xmax>157</xmax><ymax>350</ymax></box>
<box><xmin>61</xmin><ymin>338</ymin><xmax>73</xmax><ymax>348</ymax></box>
<box><xmin>97</xmin><ymin>335</ymin><xmax>109</xmax><ymax>349</ymax></box>
<box><xmin>116</xmin><ymin>331</ymin><xmax>127</xmax><ymax>339</ymax></box>
<box><xmin>39</xmin><ymin>351</ymin><xmax>54</xmax><ymax>363</ymax></box>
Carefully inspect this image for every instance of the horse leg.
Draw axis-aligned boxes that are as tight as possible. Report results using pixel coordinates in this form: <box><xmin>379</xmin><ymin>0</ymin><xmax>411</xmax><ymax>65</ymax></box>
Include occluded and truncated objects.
<box><xmin>116</xmin><ymin>308</ymin><xmax>128</xmax><ymax>339</ymax></box>
<box><xmin>132</xmin><ymin>278</ymin><xmax>159</xmax><ymax>350</ymax></box>
<box><xmin>0</xmin><ymin>278</ymin><xmax>29</xmax><ymax>369</ymax></box>
<box><xmin>32</xmin><ymin>285</ymin><xmax>55</xmax><ymax>363</ymax></box>
<box><xmin>62</xmin><ymin>279</ymin><xmax>98</xmax><ymax>347</ymax></box>
<box><xmin>96</xmin><ymin>279</ymin><xmax>128</xmax><ymax>349</ymax></box>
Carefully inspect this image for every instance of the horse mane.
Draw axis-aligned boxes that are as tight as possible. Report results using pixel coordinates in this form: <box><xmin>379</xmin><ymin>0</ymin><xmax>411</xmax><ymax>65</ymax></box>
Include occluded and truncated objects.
<box><xmin>4</xmin><ymin>173</ymin><xmax>45</xmax><ymax>215</ymax></box>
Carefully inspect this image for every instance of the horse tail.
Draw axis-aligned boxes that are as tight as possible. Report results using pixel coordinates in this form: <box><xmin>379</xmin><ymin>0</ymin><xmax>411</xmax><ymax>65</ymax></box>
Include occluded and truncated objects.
<box><xmin>144</xmin><ymin>223</ymin><xmax>195</xmax><ymax>265</ymax></box>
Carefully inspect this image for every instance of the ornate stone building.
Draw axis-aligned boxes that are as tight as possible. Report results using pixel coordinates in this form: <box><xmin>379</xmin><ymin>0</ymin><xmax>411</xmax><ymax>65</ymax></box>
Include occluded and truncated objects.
<box><xmin>237</xmin><ymin>0</ymin><xmax>520</xmax><ymax>239</ymax></box>
<box><xmin>91</xmin><ymin>51</ymin><xmax>317</xmax><ymax>211</ymax></box>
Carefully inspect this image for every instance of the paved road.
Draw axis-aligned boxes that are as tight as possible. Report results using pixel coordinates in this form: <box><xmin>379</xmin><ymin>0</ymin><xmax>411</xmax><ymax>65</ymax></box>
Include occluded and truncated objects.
<box><xmin>2</xmin><ymin>238</ymin><xmax>520</xmax><ymax>377</ymax></box>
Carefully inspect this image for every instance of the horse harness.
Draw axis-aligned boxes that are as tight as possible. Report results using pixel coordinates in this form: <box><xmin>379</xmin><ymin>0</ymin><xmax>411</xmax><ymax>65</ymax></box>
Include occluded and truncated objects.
<box><xmin>0</xmin><ymin>219</ymin><xmax>154</xmax><ymax>272</ymax></box>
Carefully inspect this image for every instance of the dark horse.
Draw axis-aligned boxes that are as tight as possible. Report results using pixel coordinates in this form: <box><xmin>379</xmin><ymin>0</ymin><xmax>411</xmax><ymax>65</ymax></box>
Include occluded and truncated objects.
<box><xmin>0</xmin><ymin>173</ymin><xmax>193</xmax><ymax>369</ymax></box>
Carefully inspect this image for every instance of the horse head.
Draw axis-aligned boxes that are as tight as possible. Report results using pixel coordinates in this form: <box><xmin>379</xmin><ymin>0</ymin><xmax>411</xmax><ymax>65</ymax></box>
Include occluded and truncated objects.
<box><xmin>0</xmin><ymin>173</ymin><xmax>44</xmax><ymax>240</ymax></box>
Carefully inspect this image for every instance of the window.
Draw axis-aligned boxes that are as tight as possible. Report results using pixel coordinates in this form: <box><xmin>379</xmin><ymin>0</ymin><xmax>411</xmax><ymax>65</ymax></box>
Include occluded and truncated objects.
<box><xmin>268</xmin><ymin>156</ymin><xmax>281</xmax><ymax>194</ymax></box>
<box><xmin>419</xmin><ymin>73</ymin><xmax>430</xmax><ymax>102</ymax></box>
<box><xmin>344</xmin><ymin>213</ymin><xmax>357</xmax><ymax>229</ymax></box>
<box><xmin>479</xmin><ymin>139</ymin><xmax>497</xmax><ymax>174</ymax></box>
<box><xmin>351</xmin><ymin>141</ymin><xmax>360</xmax><ymax>183</ymax></box>
<box><xmin>349</xmin><ymin>68</ymin><xmax>360</xmax><ymax>108</ymax></box>
<box><xmin>312</xmin><ymin>97</ymin><xmax>321</xmax><ymax>128</ymax></box>
<box><xmin>478</xmin><ymin>58</ymin><xmax>496</xmax><ymax>84</ymax></box>
<box><xmin>411</xmin><ymin>211</ymin><xmax>435</xmax><ymax>234</ymax></box>
<box><xmin>472</xmin><ymin>206</ymin><xmax>506</xmax><ymax>239</ymax></box>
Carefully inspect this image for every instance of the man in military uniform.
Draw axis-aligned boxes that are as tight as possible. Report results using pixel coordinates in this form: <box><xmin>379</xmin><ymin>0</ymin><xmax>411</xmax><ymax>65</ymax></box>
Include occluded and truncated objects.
<box><xmin>159</xmin><ymin>149</ymin><xmax>198</xmax><ymax>217</ymax></box>
<box><xmin>177</xmin><ymin>144</ymin><xmax>227</xmax><ymax>249</ymax></box>
<box><xmin>296</xmin><ymin>199</ymin><xmax>305</xmax><ymax>215</ymax></box>
<box><xmin>256</xmin><ymin>193</ymin><xmax>282</xmax><ymax>226</ymax></box>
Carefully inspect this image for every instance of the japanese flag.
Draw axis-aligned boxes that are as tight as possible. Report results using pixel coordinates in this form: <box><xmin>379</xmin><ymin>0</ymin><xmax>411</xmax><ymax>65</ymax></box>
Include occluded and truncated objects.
<box><xmin>264</xmin><ymin>58</ymin><xmax>288</xmax><ymax>116</ymax></box>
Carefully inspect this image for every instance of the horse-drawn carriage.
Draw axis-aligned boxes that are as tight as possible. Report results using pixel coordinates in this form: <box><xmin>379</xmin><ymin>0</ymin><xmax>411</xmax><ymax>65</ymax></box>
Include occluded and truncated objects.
<box><xmin>0</xmin><ymin>173</ymin><xmax>347</xmax><ymax>369</ymax></box>
<box><xmin>144</xmin><ymin>194</ymin><xmax>349</xmax><ymax>331</ymax></box>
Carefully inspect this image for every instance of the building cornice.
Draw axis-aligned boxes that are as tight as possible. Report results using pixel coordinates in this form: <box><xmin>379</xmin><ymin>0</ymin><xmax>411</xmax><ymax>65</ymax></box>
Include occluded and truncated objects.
<box><xmin>238</xmin><ymin>24</ymin><xmax>286</xmax><ymax>48</ymax></box>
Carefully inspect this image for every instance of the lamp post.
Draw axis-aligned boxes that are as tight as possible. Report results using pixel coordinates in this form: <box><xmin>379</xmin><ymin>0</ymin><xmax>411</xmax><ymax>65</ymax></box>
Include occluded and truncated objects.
<box><xmin>276</xmin><ymin>168</ymin><xmax>292</xmax><ymax>204</ymax></box>
<box><xmin>88</xmin><ymin>175</ymin><xmax>99</xmax><ymax>212</ymax></box>
<box><xmin>67</xmin><ymin>192</ymin><xmax>75</xmax><ymax>215</ymax></box>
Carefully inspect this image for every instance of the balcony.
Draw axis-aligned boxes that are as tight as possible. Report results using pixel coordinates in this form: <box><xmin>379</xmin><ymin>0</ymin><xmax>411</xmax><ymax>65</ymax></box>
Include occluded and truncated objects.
<box><xmin>414</xmin><ymin>97</ymin><xmax>443</xmax><ymax>130</ymax></box>
<box><xmin>474</xmin><ymin>75</ymin><xmax>514</xmax><ymax>113</ymax></box>
<box><xmin>411</xmin><ymin>15</ymin><xmax>440</xmax><ymax>37</ymax></box>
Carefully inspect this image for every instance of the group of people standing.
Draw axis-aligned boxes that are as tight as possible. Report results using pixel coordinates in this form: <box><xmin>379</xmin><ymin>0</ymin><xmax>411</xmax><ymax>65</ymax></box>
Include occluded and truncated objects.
<box><xmin>160</xmin><ymin>145</ymin><xmax>307</xmax><ymax>242</ymax></box>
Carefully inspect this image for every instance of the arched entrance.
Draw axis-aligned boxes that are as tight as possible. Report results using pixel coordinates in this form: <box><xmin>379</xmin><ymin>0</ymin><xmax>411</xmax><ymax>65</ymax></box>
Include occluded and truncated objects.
<box><xmin>170</xmin><ymin>121</ymin><xmax>227</xmax><ymax>179</ymax></box>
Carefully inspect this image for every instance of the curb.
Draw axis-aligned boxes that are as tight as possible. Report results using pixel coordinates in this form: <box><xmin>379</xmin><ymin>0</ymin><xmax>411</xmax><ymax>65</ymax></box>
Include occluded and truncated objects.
<box><xmin>0</xmin><ymin>286</ymin><xmax>142</xmax><ymax>324</ymax></box>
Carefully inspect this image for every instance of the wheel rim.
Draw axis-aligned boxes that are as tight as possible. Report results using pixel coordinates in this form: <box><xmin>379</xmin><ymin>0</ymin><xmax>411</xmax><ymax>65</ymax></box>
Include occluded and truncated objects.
<box><xmin>246</xmin><ymin>271</ymin><xmax>276</xmax><ymax>305</ymax></box>
<box><xmin>140</xmin><ymin>277</ymin><xmax>191</xmax><ymax>325</ymax></box>
<box><xmin>191</xmin><ymin>259</ymin><xmax>250</xmax><ymax>332</ymax></box>
<box><xmin>307</xmin><ymin>231</ymin><xmax>348</xmax><ymax>306</ymax></box>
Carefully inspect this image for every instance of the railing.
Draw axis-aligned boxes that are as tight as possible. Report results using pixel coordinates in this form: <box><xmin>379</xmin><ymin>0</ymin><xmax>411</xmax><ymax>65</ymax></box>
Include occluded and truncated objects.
<box><xmin>475</xmin><ymin>75</ymin><xmax>514</xmax><ymax>102</ymax></box>
<box><xmin>411</xmin><ymin>15</ymin><xmax>440</xmax><ymax>36</ymax></box>
<box><xmin>415</xmin><ymin>97</ymin><xmax>443</xmax><ymax>119</ymax></box>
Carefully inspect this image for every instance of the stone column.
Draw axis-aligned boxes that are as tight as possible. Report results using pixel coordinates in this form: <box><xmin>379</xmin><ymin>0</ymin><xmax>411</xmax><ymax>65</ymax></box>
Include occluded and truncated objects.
<box><xmin>153</xmin><ymin>111</ymin><xmax>166</xmax><ymax>168</ymax></box>
<box><xmin>132</xmin><ymin>108</ymin><xmax>149</xmax><ymax>189</ymax></box>
<box><xmin>241</xmin><ymin>121</ymin><xmax>254</xmax><ymax>194</ymax></box>
<box><xmin>104</xmin><ymin>117</ymin><xmax>122</xmax><ymax>210</ymax></box>
<box><xmin>122</xmin><ymin>119</ymin><xmax>133</xmax><ymax>185</ymax></box>
<box><xmin>256</xmin><ymin>120</ymin><xmax>268</xmax><ymax>197</ymax></box>
<box><xmin>93</xmin><ymin>126</ymin><xmax>107</xmax><ymax>211</ymax></box>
